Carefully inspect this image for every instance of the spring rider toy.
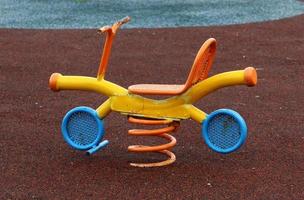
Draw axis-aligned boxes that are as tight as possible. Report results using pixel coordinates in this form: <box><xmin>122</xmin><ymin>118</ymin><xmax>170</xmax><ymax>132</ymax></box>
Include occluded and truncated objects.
<box><xmin>49</xmin><ymin>17</ymin><xmax>257</xmax><ymax>167</ymax></box>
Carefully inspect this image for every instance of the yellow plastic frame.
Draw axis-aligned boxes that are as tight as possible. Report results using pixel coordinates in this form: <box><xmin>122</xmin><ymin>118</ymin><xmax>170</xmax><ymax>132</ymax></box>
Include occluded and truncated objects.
<box><xmin>49</xmin><ymin>17</ymin><xmax>257</xmax><ymax>124</ymax></box>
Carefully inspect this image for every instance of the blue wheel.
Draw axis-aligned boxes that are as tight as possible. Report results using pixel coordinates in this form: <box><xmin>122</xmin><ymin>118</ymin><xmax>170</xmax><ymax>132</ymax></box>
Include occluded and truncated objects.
<box><xmin>202</xmin><ymin>109</ymin><xmax>247</xmax><ymax>154</ymax></box>
<box><xmin>61</xmin><ymin>106</ymin><xmax>105</xmax><ymax>151</ymax></box>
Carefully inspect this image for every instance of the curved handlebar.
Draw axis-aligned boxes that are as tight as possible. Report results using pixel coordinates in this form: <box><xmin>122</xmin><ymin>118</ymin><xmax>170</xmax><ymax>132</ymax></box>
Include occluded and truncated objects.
<box><xmin>96</xmin><ymin>16</ymin><xmax>131</xmax><ymax>80</ymax></box>
<box><xmin>183</xmin><ymin>67</ymin><xmax>257</xmax><ymax>104</ymax></box>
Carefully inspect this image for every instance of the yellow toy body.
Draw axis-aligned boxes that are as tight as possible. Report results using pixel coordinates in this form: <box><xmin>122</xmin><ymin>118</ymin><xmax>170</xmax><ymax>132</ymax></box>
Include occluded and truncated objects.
<box><xmin>49</xmin><ymin>17</ymin><xmax>257</xmax><ymax>167</ymax></box>
<box><xmin>50</xmin><ymin>68</ymin><xmax>255</xmax><ymax>122</ymax></box>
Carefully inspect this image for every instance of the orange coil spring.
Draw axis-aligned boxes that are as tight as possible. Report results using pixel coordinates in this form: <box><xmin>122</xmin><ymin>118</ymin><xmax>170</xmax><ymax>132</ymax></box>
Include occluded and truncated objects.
<box><xmin>127</xmin><ymin>116</ymin><xmax>180</xmax><ymax>167</ymax></box>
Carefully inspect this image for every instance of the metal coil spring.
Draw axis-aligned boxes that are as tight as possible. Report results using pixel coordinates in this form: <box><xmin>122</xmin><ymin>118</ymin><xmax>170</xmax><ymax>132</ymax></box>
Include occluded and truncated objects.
<box><xmin>127</xmin><ymin>116</ymin><xmax>180</xmax><ymax>167</ymax></box>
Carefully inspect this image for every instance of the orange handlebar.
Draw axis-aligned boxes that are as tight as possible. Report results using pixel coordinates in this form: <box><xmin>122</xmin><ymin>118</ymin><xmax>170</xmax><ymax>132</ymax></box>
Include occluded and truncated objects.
<box><xmin>97</xmin><ymin>16</ymin><xmax>130</xmax><ymax>80</ymax></box>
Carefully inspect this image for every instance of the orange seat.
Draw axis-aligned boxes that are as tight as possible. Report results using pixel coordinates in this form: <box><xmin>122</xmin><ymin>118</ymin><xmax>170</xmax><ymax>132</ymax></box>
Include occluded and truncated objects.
<box><xmin>128</xmin><ymin>38</ymin><xmax>217</xmax><ymax>95</ymax></box>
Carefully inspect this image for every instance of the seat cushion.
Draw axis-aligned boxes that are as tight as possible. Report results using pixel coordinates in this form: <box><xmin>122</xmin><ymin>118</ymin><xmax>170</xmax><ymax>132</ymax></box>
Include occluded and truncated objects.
<box><xmin>128</xmin><ymin>84</ymin><xmax>185</xmax><ymax>95</ymax></box>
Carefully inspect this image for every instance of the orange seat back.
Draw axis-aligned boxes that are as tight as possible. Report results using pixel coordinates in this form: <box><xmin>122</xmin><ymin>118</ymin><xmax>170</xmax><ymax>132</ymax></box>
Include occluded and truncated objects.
<box><xmin>184</xmin><ymin>38</ymin><xmax>216</xmax><ymax>89</ymax></box>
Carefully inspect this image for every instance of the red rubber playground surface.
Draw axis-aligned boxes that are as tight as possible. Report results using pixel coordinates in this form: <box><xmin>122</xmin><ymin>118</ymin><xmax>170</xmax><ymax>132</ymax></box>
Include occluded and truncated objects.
<box><xmin>1</xmin><ymin>15</ymin><xmax>303</xmax><ymax>199</ymax></box>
